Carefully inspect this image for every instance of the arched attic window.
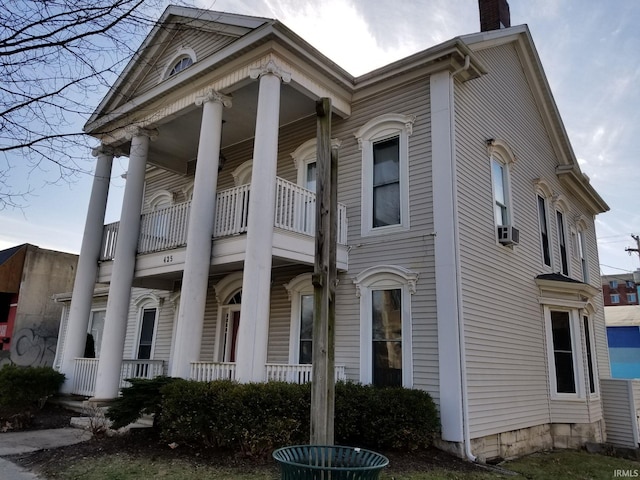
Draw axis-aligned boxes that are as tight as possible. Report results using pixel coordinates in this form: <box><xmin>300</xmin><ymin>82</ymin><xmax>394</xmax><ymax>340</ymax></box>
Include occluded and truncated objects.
<box><xmin>161</xmin><ymin>48</ymin><xmax>197</xmax><ymax>81</ymax></box>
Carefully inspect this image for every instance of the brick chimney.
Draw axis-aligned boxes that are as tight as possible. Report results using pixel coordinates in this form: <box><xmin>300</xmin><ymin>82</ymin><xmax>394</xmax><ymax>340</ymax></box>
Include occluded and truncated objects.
<box><xmin>479</xmin><ymin>0</ymin><xmax>511</xmax><ymax>31</ymax></box>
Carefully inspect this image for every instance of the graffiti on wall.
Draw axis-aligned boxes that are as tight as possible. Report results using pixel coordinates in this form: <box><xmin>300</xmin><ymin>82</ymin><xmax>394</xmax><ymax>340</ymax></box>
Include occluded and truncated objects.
<box><xmin>10</xmin><ymin>327</ymin><xmax>58</xmax><ymax>367</ymax></box>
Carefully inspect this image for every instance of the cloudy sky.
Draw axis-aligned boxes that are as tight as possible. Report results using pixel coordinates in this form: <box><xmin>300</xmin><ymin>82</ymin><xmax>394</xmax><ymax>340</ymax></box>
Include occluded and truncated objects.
<box><xmin>1</xmin><ymin>0</ymin><xmax>638</xmax><ymax>276</ymax></box>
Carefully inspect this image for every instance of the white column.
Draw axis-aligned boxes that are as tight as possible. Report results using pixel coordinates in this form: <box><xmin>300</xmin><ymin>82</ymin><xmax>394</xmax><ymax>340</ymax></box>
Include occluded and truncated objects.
<box><xmin>92</xmin><ymin>128</ymin><xmax>155</xmax><ymax>400</ymax></box>
<box><xmin>59</xmin><ymin>146</ymin><xmax>114</xmax><ymax>394</ymax></box>
<box><xmin>170</xmin><ymin>90</ymin><xmax>231</xmax><ymax>379</ymax></box>
<box><xmin>236</xmin><ymin>60</ymin><xmax>290</xmax><ymax>383</ymax></box>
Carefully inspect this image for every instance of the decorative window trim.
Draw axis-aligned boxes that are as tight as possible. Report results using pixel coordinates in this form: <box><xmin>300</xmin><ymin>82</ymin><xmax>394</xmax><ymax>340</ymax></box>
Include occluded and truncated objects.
<box><xmin>489</xmin><ymin>141</ymin><xmax>515</xmax><ymax>229</ymax></box>
<box><xmin>132</xmin><ymin>294</ymin><xmax>162</xmax><ymax>359</ymax></box>
<box><xmin>554</xmin><ymin>205</ymin><xmax>571</xmax><ymax>277</ymax></box>
<box><xmin>161</xmin><ymin>48</ymin><xmax>197</xmax><ymax>81</ymax></box>
<box><xmin>182</xmin><ymin>182</ymin><xmax>194</xmax><ymax>202</ymax></box>
<box><xmin>214</xmin><ymin>272</ymin><xmax>244</xmax><ymax>304</ymax></box>
<box><xmin>213</xmin><ymin>273</ymin><xmax>243</xmax><ymax>362</ymax></box>
<box><xmin>284</xmin><ymin>273</ymin><xmax>314</xmax><ymax>364</ymax></box>
<box><xmin>231</xmin><ymin>160</ymin><xmax>253</xmax><ymax>186</ymax></box>
<box><xmin>147</xmin><ymin>190</ymin><xmax>174</xmax><ymax>210</ymax></box>
<box><xmin>355</xmin><ymin>113</ymin><xmax>415</xmax><ymax>236</ymax></box>
<box><xmin>291</xmin><ymin>138</ymin><xmax>342</xmax><ymax>189</ymax></box>
<box><xmin>543</xmin><ymin>306</ymin><xmax>585</xmax><ymax>400</ymax></box>
<box><xmin>353</xmin><ymin>265</ymin><xmax>417</xmax><ymax>387</ymax></box>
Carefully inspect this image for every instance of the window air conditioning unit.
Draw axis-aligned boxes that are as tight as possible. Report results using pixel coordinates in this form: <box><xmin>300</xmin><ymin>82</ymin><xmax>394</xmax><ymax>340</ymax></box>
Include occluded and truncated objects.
<box><xmin>497</xmin><ymin>225</ymin><xmax>520</xmax><ymax>246</ymax></box>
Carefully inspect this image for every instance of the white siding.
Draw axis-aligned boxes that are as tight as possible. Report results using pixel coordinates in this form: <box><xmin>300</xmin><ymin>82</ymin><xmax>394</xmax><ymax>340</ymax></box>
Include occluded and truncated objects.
<box><xmin>601</xmin><ymin>378</ymin><xmax>639</xmax><ymax>448</ymax></box>
<box><xmin>455</xmin><ymin>43</ymin><xmax>604</xmax><ymax>437</ymax></box>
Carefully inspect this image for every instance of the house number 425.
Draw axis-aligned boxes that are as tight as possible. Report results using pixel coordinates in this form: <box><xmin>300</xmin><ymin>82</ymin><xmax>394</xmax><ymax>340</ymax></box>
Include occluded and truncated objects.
<box><xmin>163</xmin><ymin>255</ymin><xmax>173</xmax><ymax>264</ymax></box>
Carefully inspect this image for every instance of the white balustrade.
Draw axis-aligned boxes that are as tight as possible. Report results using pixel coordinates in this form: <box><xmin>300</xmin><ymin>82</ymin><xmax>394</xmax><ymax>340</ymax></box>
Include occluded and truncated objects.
<box><xmin>190</xmin><ymin>362</ymin><xmax>237</xmax><ymax>381</ymax></box>
<box><xmin>71</xmin><ymin>358</ymin><xmax>164</xmax><ymax>396</ymax></box>
<box><xmin>214</xmin><ymin>184</ymin><xmax>250</xmax><ymax>237</ymax></box>
<box><xmin>100</xmin><ymin>178</ymin><xmax>348</xmax><ymax>261</ymax></box>
<box><xmin>138</xmin><ymin>202</ymin><xmax>191</xmax><ymax>254</ymax></box>
<box><xmin>72</xmin><ymin>358</ymin><xmax>99</xmax><ymax>396</ymax></box>
<box><xmin>100</xmin><ymin>222</ymin><xmax>119</xmax><ymax>260</ymax></box>
<box><xmin>266</xmin><ymin>363</ymin><xmax>347</xmax><ymax>384</ymax></box>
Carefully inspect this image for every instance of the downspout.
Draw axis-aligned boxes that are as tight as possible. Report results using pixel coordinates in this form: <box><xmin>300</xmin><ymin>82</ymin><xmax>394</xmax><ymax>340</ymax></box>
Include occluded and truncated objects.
<box><xmin>450</xmin><ymin>54</ymin><xmax>476</xmax><ymax>462</ymax></box>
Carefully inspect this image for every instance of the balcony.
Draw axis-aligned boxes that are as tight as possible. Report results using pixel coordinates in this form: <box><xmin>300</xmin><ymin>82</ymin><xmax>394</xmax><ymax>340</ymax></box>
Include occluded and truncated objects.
<box><xmin>99</xmin><ymin>177</ymin><xmax>348</xmax><ymax>278</ymax></box>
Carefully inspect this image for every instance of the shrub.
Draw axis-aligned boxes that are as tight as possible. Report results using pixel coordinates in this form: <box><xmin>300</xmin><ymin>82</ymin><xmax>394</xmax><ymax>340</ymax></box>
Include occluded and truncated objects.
<box><xmin>161</xmin><ymin>380</ymin><xmax>311</xmax><ymax>456</ymax></box>
<box><xmin>159</xmin><ymin>379</ymin><xmax>439</xmax><ymax>455</ymax></box>
<box><xmin>0</xmin><ymin>365</ymin><xmax>65</xmax><ymax>410</ymax></box>
<box><xmin>106</xmin><ymin>376</ymin><xmax>179</xmax><ymax>430</ymax></box>
<box><xmin>334</xmin><ymin>382</ymin><xmax>439</xmax><ymax>450</ymax></box>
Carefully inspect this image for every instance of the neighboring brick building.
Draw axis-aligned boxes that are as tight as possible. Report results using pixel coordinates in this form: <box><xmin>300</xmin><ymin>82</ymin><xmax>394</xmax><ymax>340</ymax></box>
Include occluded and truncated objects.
<box><xmin>0</xmin><ymin>244</ymin><xmax>77</xmax><ymax>367</ymax></box>
<box><xmin>602</xmin><ymin>273</ymin><xmax>639</xmax><ymax>306</ymax></box>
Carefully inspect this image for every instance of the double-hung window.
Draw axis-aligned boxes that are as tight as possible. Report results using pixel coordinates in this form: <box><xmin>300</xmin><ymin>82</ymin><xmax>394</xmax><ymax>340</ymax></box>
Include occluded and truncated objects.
<box><xmin>577</xmin><ymin>230</ymin><xmax>588</xmax><ymax>282</ymax></box>
<box><xmin>355</xmin><ymin>113</ymin><xmax>414</xmax><ymax>236</ymax></box>
<box><xmin>537</xmin><ymin>195</ymin><xmax>552</xmax><ymax>267</ymax></box>
<box><xmin>492</xmin><ymin>158</ymin><xmax>509</xmax><ymax>226</ymax></box>
<box><xmin>285</xmin><ymin>273</ymin><xmax>315</xmax><ymax>366</ymax></box>
<box><xmin>354</xmin><ymin>265</ymin><xmax>417</xmax><ymax>388</ymax></box>
<box><xmin>556</xmin><ymin>210</ymin><xmax>569</xmax><ymax>275</ymax></box>
<box><xmin>550</xmin><ymin>310</ymin><xmax>576</xmax><ymax>394</ymax></box>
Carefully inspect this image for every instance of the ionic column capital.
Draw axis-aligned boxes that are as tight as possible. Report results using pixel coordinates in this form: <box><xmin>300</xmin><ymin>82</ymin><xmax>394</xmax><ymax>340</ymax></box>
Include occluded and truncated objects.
<box><xmin>195</xmin><ymin>89</ymin><xmax>232</xmax><ymax>108</ymax></box>
<box><xmin>125</xmin><ymin>126</ymin><xmax>159</xmax><ymax>141</ymax></box>
<box><xmin>250</xmin><ymin>59</ymin><xmax>291</xmax><ymax>84</ymax></box>
<box><xmin>91</xmin><ymin>145</ymin><xmax>122</xmax><ymax>158</ymax></box>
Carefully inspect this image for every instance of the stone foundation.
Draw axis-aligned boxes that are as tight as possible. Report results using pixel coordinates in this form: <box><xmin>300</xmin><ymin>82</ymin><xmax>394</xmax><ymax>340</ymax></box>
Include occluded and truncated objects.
<box><xmin>439</xmin><ymin>420</ymin><xmax>606</xmax><ymax>462</ymax></box>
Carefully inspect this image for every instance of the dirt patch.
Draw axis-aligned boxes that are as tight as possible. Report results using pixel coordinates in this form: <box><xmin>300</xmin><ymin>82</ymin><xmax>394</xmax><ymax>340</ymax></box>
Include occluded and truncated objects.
<box><xmin>0</xmin><ymin>403</ymin><xmax>76</xmax><ymax>432</ymax></box>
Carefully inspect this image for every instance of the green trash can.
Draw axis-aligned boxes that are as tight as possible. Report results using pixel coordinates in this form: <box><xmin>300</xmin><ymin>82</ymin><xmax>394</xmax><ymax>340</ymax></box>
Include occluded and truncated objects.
<box><xmin>272</xmin><ymin>445</ymin><xmax>389</xmax><ymax>480</ymax></box>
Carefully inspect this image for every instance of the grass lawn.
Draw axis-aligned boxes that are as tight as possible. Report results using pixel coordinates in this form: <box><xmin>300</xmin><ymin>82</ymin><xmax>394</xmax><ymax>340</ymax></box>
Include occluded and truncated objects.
<box><xmin>51</xmin><ymin>449</ymin><xmax>640</xmax><ymax>480</ymax></box>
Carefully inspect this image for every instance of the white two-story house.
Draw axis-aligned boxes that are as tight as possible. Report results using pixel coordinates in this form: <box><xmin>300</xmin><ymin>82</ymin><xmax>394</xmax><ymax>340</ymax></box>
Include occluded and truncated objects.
<box><xmin>54</xmin><ymin>2</ymin><xmax>611</xmax><ymax>460</ymax></box>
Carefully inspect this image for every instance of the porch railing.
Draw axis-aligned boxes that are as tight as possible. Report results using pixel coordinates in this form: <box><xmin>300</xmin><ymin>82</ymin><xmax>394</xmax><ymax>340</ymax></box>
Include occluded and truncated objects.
<box><xmin>188</xmin><ymin>362</ymin><xmax>346</xmax><ymax>384</ymax></box>
<box><xmin>71</xmin><ymin>358</ymin><xmax>164</xmax><ymax>396</ymax></box>
<box><xmin>100</xmin><ymin>177</ymin><xmax>348</xmax><ymax>261</ymax></box>
<box><xmin>190</xmin><ymin>361</ymin><xmax>236</xmax><ymax>381</ymax></box>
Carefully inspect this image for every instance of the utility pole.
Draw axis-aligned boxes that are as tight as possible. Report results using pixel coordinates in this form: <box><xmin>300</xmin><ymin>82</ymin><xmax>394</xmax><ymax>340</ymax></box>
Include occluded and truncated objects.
<box><xmin>310</xmin><ymin>98</ymin><xmax>337</xmax><ymax>445</ymax></box>
<box><xmin>625</xmin><ymin>234</ymin><xmax>640</xmax><ymax>262</ymax></box>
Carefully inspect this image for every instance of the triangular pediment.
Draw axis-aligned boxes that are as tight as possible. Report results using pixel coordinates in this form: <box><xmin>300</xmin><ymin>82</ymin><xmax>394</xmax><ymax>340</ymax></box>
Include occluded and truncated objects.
<box><xmin>87</xmin><ymin>7</ymin><xmax>271</xmax><ymax>126</ymax></box>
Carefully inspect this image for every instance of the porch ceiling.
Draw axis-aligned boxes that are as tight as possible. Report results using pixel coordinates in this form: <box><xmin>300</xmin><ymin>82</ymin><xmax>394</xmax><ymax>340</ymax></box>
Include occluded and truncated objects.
<box><xmin>125</xmin><ymin>81</ymin><xmax>316</xmax><ymax>174</ymax></box>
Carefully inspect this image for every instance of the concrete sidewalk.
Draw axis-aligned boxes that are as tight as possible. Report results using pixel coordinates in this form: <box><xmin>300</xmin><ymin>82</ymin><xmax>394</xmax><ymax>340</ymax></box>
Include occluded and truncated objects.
<box><xmin>0</xmin><ymin>428</ymin><xmax>92</xmax><ymax>480</ymax></box>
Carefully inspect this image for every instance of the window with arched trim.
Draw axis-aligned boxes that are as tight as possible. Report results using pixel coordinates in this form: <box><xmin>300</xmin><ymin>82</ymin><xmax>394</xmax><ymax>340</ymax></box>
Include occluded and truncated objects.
<box><xmin>553</xmin><ymin>195</ymin><xmax>571</xmax><ymax>276</ymax></box>
<box><xmin>354</xmin><ymin>114</ymin><xmax>415</xmax><ymax>236</ymax></box>
<box><xmin>232</xmin><ymin>160</ymin><xmax>253</xmax><ymax>186</ymax></box>
<box><xmin>353</xmin><ymin>265</ymin><xmax>417</xmax><ymax>387</ymax></box>
<box><xmin>214</xmin><ymin>273</ymin><xmax>243</xmax><ymax>362</ymax></box>
<box><xmin>133</xmin><ymin>293</ymin><xmax>162</xmax><ymax>360</ymax></box>
<box><xmin>284</xmin><ymin>273</ymin><xmax>314</xmax><ymax>364</ymax></box>
<box><xmin>534</xmin><ymin>178</ymin><xmax>553</xmax><ymax>269</ymax></box>
<box><xmin>161</xmin><ymin>48</ymin><xmax>197</xmax><ymax>82</ymax></box>
<box><xmin>291</xmin><ymin>138</ymin><xmax>342</xmax><ymax>193</ymax></box>
<box><xmin>575</xmin><ymin>216</ymin><xmax>590</xmax><ymax>283</ymax></box>
<box><xmin>487</xmin><ymin>140</ymin><xmax>516</xmax><ymax>229</ymax></box>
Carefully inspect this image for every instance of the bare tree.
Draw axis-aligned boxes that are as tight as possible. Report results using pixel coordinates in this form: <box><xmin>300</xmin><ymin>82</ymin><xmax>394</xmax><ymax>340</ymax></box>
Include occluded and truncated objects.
<box><xmin>0</xmin><ymin>0</ymin><xmax>164</xmax><ymax>209</ymax></box>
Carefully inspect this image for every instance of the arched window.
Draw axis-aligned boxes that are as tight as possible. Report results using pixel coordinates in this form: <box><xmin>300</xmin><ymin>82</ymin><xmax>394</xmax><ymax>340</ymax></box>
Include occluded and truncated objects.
<box><xmin>161</xmin><ymin>48</ymin><xmax>197</xmax><ymax>81</ymax></box>
<box><xmin>284</xmin><ymin>273</ymin><xmax>314</xmax><ymax>364</ymax></box>
<box><xmin>290</xmin><ymin>138</ymin><xmax>342</xmax><ymax>193</ymax></box>
<box><xmin>133</xmin><ymin>293</ymin><xmax>163</xmax><ymax>360</ymax></box>
<box><xmin>214</xmin><ymin>273</ymin><xmax>243</xmax><ymax>362</ymax></box>
<box><xmin>353</xmin><ymin>265</ymin><xmax>418</xmax><ymax>387</ymax></box>
<box><xmin>534</xmin><ymin>178</ymin><xmax>553</xmax><ymax>269</ymax></box>
<box><xmin>355</xmin><ymin>114</ymin><xmax>415</xmax><ymax>236</ymax></box>
<box><xmin>553</xmin><ymin>195</ymin><xmax>571</xmax><ymax>276</ymax></box>
<box><xmin>487</xmin><ymin>139</ymin><xmax>516</xmax><ymax>229</ymax></box>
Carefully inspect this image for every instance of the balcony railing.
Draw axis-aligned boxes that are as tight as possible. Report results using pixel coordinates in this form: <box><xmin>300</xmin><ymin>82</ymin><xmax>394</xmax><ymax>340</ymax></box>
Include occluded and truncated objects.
<box><xmin>189</xmin><ymin>362</ymin><xmax>347</xmax><ymax>384</ymax></box>
<box><xmin>71</xmin><ymin>358</ymin><xmax>164</xmax><ymax>396</ymax></box>
<box><xmin>100</xmin><ymin>177</ymin><xmax>347</xmax><ymax>261</ymax></box>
